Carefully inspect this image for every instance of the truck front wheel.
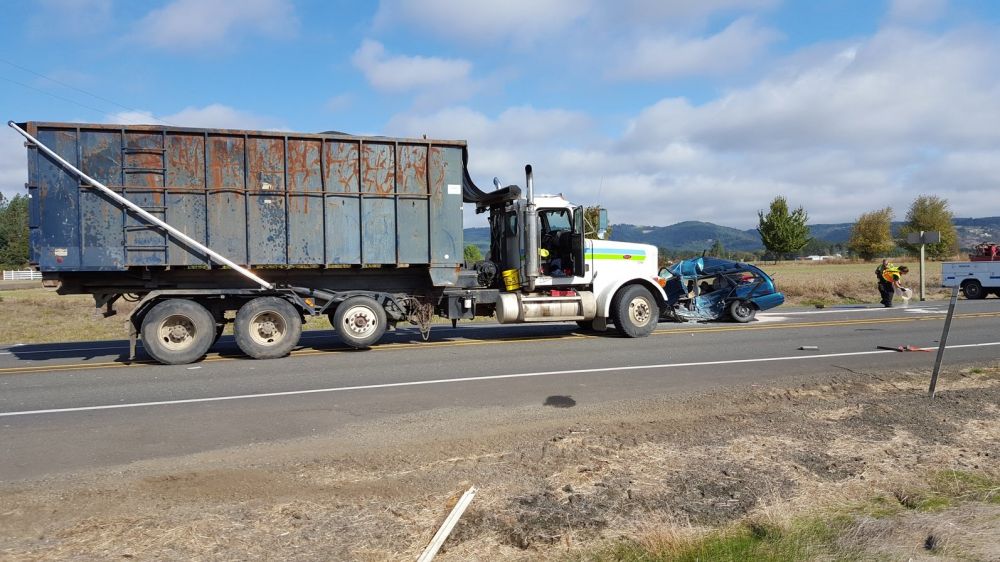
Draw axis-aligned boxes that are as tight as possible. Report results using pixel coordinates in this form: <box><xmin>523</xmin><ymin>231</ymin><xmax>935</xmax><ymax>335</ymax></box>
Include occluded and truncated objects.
<box><xmin>140</xmin><ymin>299</ymin><xmax>216</xmax><ymax>365</ymax></box>
<box><xmin>611</xmin><ymin>285</ymin><xmax>658</xmax><ymax>338</ymax></box>
<box><xmin>962</xmin><ymin>280</ymin><xmax>985</xmax><ymax>299</ymax></box>
<box><xmin>333</xmin><ymin>296</ymin><xmax>387</xmax><ymax>348</ymax></box>
<box><xmin>234</xmin><ymin>297</ymin><xmax>302</xmax><ymax>359</ymax></box>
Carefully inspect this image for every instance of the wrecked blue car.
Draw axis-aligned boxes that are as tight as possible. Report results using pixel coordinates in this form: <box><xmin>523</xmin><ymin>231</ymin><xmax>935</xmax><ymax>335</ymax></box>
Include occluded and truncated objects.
<box><xmin>659</xmin><ymin>257</ymin><xmax>784</xmax><ymax>323</ymax></box>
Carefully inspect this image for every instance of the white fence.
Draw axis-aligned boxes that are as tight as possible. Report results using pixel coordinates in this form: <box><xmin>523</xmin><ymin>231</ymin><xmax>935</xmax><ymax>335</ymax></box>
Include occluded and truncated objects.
<box><xmin>2</xmin><ymin>270</ymin><xmax>42</xmax><ymax>281</ymax></box>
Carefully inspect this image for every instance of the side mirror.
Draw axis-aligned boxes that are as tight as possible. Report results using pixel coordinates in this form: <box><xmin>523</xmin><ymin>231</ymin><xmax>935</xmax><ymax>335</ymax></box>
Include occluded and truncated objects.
<box><xmin>493</xmin><ymin>177</ymin><xmax>502</xmax><ymax>190</ymax></box>
<box><xmin>597</xmin><ymin>209</ymin><xmax>609</xmax><ymax>240</ymax></box>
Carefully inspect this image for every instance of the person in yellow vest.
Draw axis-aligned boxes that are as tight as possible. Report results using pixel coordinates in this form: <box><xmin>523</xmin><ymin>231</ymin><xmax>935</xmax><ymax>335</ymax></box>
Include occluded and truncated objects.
<box><xmin>881</xmin><ymin>265</ymin><xmax>909</xmax><ymax>307</ymax></box>
<box><xmin>875</xmin><ymin>259</ymin><xmax>894</xmax><ymax>307</ymax></box>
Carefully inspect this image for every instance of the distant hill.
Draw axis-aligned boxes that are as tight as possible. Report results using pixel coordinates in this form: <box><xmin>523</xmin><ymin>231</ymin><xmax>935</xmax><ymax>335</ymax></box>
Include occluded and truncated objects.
<box><xmin>613</xmin><ymin>222</ymin><xmax>762</xmax><ymax>252</ymax></box>
<box><xmin>465</xmin><ymin>217</ymin><xmax>1000</xmax><ymax>254</ymax></box>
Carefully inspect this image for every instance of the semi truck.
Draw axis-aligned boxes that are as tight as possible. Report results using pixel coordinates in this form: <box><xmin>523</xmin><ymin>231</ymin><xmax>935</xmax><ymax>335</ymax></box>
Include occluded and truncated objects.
<box><xmin>10</xmin><ymin>120</ymin><xmax>670</xmax><ymax>365</ymax></box>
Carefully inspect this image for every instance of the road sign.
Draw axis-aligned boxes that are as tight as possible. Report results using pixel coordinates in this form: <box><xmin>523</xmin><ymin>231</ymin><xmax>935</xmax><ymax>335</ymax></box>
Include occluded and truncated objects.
<box><xmin>906</xmin><ymin>231</ymin><xmax>941</xmax><ymax>301</ymax></box>
<box><xmin>906</xmin><ymin>231</ymin><xmax>941</xmax><ymax>244</ymax></box>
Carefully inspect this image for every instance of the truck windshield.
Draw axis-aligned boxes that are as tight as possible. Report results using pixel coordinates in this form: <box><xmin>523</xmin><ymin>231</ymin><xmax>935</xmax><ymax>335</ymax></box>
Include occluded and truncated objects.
<box><xmin>542</xmin><ymin>209</ymin><xmax>571</xmax><ymax>231</ymax></box>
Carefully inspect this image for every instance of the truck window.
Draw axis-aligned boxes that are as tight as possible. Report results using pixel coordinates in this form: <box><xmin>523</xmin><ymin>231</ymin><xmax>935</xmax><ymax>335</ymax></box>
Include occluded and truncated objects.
<box><xmin>505</xmin><ymin>212</ymin><xmax>518</xmax><ymax>237</ymax></box>
<box><xmin>541</xmin><ymin>209</ymin><xmax>571</xmax><ymax>232</ymax></box>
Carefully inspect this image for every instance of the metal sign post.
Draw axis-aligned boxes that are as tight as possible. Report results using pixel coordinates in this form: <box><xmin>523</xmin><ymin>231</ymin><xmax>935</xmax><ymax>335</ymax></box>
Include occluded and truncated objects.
<box><xmin>906</xmin><ymin>230</ymin><xmax>941</xmax><ymax>301</ymax></box>
<box><xmin>929</xmin><ymin>285</ymin><xmax>960</xmax><ymax>398</ymax></box>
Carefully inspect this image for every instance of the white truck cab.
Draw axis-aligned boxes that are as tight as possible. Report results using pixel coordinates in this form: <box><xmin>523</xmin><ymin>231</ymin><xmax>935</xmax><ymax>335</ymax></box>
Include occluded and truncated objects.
<box><xmin>487</xmin><ymin>167</ymin><xmax>666</xmax><ymax>336</ymax></box>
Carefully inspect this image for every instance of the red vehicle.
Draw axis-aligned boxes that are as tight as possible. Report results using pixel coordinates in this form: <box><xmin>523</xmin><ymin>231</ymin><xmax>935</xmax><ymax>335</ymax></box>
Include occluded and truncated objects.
<box><xmin>969</xmin><ymin>243</ymin><xmax>999</xmax><ymax>262</ymax></box>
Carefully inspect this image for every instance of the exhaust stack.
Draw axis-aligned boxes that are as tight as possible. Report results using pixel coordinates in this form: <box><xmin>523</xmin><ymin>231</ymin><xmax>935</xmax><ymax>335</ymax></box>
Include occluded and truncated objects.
<box><xmin>524</xmin><ymin>165</ymin><xmax>539</xmax><ymax>290</ymax></box>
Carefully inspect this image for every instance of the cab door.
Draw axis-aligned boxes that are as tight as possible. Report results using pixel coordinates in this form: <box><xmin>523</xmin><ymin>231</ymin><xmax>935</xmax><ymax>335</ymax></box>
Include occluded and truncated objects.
<box><xmin>573</xmin><ymin>206</ymin><xmax>586</xmax><ymax>277</ymax></box>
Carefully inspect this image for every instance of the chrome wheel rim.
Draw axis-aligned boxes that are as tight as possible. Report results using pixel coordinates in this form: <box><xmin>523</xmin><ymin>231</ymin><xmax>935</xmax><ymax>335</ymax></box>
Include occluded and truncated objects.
<box><xmin>341</xmin><ymin>305</ymin><xmax>379</xmax><ymax>339</ymax></box>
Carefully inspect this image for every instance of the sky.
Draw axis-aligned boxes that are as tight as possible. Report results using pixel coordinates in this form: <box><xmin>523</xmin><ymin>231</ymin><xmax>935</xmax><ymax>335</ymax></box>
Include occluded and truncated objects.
<box><xmin>1</xmin><ymin>0</ymin><xmax>998</xmax><ymax>229</ymax></box>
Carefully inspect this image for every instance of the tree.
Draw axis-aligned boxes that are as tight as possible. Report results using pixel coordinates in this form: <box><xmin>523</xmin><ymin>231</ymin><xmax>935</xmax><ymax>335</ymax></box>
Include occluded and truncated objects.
<box><xmin>757</xmin><ymin>196</ymin><xmax>810</xmax><ymax>260</ymax></box>
<box><xmin>801</xmin><ymin>237</ymin><xmax>834</xmax><ymax>257</ymax></box>
<box><xmin>898</xmin><ymin>195</ymin><xmax>959</xmax><ymax>259</ymax></box>
<box><xmin>848</xmin><ymin>207</ymin><xmax>894</xmax><ymax>261</ymax></box>
<box><xmin>0</xmin><ymin>194</ymin><xmax>29</xmax><ymax>269</ymax></box>
<box><xmin>709</xmin><ymin>239</ymin><xmax>725</xmax><ymax>258</ymax></box>
<box><xmin>463</xmin><ymin>244</ymin><xmax>483</xmax><ymax>265</ymax></box>
<box><xmin>583</xmin><ymin>206</ymin><xmax>612</xmax><ymax>240</ymax></box>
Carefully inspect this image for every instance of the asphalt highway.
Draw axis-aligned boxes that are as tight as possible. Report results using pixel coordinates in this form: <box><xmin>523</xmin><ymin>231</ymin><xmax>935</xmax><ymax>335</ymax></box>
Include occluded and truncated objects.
<box><xmin>1</xmin><ymin>298</ymin><xmax>998</xmax><ymax>481</ymax></box>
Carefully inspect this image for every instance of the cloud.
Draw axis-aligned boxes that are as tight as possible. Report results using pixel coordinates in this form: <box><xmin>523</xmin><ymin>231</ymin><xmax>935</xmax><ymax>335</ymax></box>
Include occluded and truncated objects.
<box><xmin>385</xmin><ymin>106</ymin><xmax>594</xmax><ymax>202</ymax></box>
<box><xmin>351</xmin><ymin>40</ymin><xmax>487</xmax><ymax>109</ymax></box>
<box><xmin>352</xmin><ymin>40</ymin><xmax>473</xmax><ymax>93</ymax></box>
<box><xmin>622</xmin><ymin>28</ymin><xmax>1000</xmax><ymax>153</ymax></box>
<box><xmin>887</xmin><ymin>0</ymin><xmax>949</xmax><ymax>24</ymax></box>
<box><xmin>607</xmin><ymin>27</ymin><xmax>1000</xmax><ymax>225</ymax></box>
<box><xmin>130</xmin><ymin>0</ymin><xmax>297</xmax><ymax>51</ymax></box>
<box><xmin>380</xmin><ymin>23</ymin><xmax>1000</xmax><ymax>228</ymax></box>
<box><xmin>28</xmin><ymin>0</ymin><xmax>113</xmax><ymax>38</ymax></box>
<box><xmin>373</xmin><ymin>0</ymin><xmax>588</xmax><ymax>47</ymax></box>
<box><xmin>0</xmin><ymin>130</ymin><xmax>28</xmax><ymax>199</ymax></box>
<box><xmin>591</xmin><ymin>0</ymin><xmax>779</xmax><ymax>26</ymax></box>
<box><xmin>108</xmin><ymin>104</ymin><xmax>287</xmax><ymax>130</ymax></box>
<box><xmin>324</xmin><ymin>94</ymin><xmax>353</xmax><ymax>113</ymax></box>
<box><xmin>374</xmin><ymin>0</ymin><xmax>777</xmax><ymax>47</ymax></box>
<box><xmin>610</xmin><ymin>18</ymin><xmax>781</xmax><ymax>80</ymax></box>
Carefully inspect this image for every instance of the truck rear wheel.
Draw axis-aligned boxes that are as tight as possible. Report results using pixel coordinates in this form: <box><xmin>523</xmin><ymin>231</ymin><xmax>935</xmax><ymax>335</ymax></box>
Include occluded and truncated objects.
<box><xmin>962</xmin><ymin>280</ymin><xmax>985</xmax><ymax>299</ymax></box>
<box><xmin>140</xmin><ymin>299</ymin><xmax>216</xmax><ymax>365</ymax></box>
<box><xmin>234</xmin><ymin>297</ymin><xmax>302</xmax><ymax>359</ymax></box>
<box><xmin>611</xmin><ymin>284</ymin><xmax>657</xmax><ymax>338</ymax></box>
<box><xmin>333</xmin><ymin>296</ymin><xmax>387</xmax><ymax>348</ymax></box>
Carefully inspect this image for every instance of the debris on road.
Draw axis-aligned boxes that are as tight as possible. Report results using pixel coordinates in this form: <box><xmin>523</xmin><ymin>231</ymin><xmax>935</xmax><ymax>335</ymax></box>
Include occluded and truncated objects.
<box><xmin>798</xmin><ymin>345</ymin><xmax>819</xmax><ymax>350</ymax></box>
<box><xmin>877</xmin><ymin>345</ymin><xmax>933</xmax><ymax>352</ymax></box>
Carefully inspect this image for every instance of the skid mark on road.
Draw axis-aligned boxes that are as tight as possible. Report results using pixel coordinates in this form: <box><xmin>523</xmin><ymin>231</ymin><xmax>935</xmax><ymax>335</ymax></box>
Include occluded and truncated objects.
<box><xmin>2</xmin><ymin>341</ymin><xmax>998</xmax><ymax>418</ymax></box>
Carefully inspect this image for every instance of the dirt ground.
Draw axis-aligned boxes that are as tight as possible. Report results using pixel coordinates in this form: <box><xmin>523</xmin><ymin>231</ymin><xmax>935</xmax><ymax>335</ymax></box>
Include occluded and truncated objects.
<box><xmin>1</xmin><ymin>362</ymin><xmax>998</xmax><ymax>561</ymax></box>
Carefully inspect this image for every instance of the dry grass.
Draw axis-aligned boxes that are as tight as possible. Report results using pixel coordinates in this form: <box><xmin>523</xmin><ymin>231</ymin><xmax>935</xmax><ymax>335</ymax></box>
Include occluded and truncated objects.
<box><xmin>756</xmin><ymin>260</ymin><xmax>950</xmax><ymax>306</ymax></box>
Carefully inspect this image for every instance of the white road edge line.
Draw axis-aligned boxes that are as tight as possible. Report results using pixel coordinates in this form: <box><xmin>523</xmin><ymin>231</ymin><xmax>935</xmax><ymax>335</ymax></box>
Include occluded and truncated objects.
<box><xmin>2</xmin><ymin>341</ymin><xmax>998</xmax><ymax>418</ymax></box>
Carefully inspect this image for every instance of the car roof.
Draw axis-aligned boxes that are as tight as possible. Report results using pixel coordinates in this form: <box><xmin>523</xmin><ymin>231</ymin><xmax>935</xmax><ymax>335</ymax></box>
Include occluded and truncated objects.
<box><xmin>671</xmin><ymin>257</ymin><xmax>764</xmax><ymax>277</ymax></box>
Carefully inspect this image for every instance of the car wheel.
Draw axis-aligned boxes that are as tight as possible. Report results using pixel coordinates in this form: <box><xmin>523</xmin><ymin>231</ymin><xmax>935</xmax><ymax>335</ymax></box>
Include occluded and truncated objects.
<box><xmin>729</xmin><ymin>299</ymin><xmax>756</xmax><ymax>323</ymax></box>
<box><xmin>611</xmin><ymin>285</ymin><xmax>657</xmax><ymax>338</ymax></box>
<box><xmin>962</xmin><ymin>280</ymin><xmax>985</xmax><ymax>299</ymax></box>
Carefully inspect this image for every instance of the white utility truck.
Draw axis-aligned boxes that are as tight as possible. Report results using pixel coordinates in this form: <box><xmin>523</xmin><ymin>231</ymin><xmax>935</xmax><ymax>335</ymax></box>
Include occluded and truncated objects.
<box><xmin>941</xmin><ymin>243</ymin><xmax>1000</xmax><ymax>299</ymax></box>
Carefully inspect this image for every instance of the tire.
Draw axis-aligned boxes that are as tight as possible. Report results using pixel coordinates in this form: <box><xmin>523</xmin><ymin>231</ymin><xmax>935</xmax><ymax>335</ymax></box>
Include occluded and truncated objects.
<box><xmin>962</xmin><ymin>280</ymin><xmax>985</xmax><ymax>300</ymax></box>
<box><xmin>233</xmin><ymin>297</ymin><xmax>302</xmax><ymax>359</ymax></box>
<box><xmin>610</xmin><ymin>285</ymin><xmax>657</xmax><ymax>338</ymax></box>
<box><xmin>140</xmin><ymin>299</ymin><xmax>216</xmax><ymax>365</ymax></box>
<box><xmin>729</xmin><ymin>299</ymin><xmax>757</xmax><ymax>323</ymax></box>
<box><xmin>333</xmin><ymin>295</ymin><xmax>387</xmax><ymax>348</ymax></box>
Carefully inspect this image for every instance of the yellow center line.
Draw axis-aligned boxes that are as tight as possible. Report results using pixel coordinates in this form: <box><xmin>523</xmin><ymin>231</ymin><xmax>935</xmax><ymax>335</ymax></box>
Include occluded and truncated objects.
<box><xmin>1</xmin><ymin>311</ymin><xmax>997</xmax><ymax>375</ymax></box>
